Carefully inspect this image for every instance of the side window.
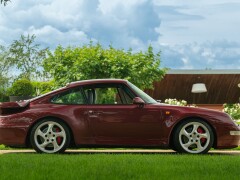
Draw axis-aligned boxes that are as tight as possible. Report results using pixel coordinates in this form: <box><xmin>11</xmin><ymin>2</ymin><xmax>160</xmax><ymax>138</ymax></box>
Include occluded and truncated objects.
<box><xmin>51</xmin><ymin>88</ymin><xmax>85</xmax><ymax>104</ymax></box>
<box><xmin>97</xmin><ymin>87</ymin><xmax>118</xmax><ymax>104</ymax></box>
<box><xmin>118</xmin><ymin>87</ymin><xmax>133</xmax><ymax>104</ymax></box>
<box><xmin>83</xmin><ymin>84</ymin><xmax>134</xmax><ymax>105</ymax></box>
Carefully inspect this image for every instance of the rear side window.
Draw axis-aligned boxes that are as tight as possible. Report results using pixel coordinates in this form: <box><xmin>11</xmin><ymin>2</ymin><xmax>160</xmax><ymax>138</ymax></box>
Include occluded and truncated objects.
<box><xmin>51</xmin><ymin>88</ymin><xmax>85</xmax><ymax>105</ymax></box>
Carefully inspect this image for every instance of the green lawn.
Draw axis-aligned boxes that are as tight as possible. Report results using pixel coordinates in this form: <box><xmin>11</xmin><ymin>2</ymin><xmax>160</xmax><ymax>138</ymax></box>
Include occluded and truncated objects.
<box><xmin>0</xmin><ymin>153</ymin><xmax>240</xmax><ymax>180</ymax></box>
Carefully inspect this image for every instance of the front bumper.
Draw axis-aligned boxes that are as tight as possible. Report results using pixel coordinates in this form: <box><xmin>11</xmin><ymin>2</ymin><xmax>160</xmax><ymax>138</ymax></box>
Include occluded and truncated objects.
<box><xmin>230</xmin><ymin>131</ymin><xmax>240</xmax><ymax>136</ymax></box>
<box><xmin>215</xmin><ymin>123</ymin><xmax>240</xmax><ymax>149</ymax></box>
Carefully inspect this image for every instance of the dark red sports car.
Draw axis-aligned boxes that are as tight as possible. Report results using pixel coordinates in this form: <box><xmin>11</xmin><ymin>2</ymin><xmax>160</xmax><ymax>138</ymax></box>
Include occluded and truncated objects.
<box><xmin>0</xmin><ymin>79</ymin><xmax>239</xmax><ymax>154</ymax></box>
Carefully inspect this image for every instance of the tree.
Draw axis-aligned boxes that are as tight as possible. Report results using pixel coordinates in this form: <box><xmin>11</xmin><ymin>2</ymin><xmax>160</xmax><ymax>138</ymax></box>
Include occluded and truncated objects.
<box><xmin>0</xmin><ymin>45</ymin><xmax>10</xmax><ymax>86</ymax></box>
<box><xmin>0</xmin><ymin>45</ymin><xmax>10</xmax><ymax>77</ymax></box>
<box><xmin>0</xmin><ymin>0</ymin><xmax>10</xmax><ymax>6</ymax></box>
<box><xmin>43</xmin><ymin>43</ymin><xmax>167</xmax><ymax>89</ymax></box>
<box><xmin>31</xmin><ymin>80</ymin><xmax>56</xmax><ymax>96</ymax></box>
<box><xmin>9</xmin><ymin>34</ymin><xmax>48</xmax><ymax>80</ymax></box>
<box><xmin>0</xmin><ymin>45</ymin><xmax>10</xmax><ymax>101</ymax></box>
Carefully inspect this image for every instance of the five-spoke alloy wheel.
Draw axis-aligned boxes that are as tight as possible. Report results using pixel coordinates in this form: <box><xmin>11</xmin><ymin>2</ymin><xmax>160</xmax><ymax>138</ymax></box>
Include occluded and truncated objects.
<box><xmin>173</xmin><ymin>119</ymin><xmax>214</xmax><ymax>154</ymax></box>
<box><xmin>30</xmin><ymin>119</ymin><xmax>70</xmax><ymax>153</ymax></box>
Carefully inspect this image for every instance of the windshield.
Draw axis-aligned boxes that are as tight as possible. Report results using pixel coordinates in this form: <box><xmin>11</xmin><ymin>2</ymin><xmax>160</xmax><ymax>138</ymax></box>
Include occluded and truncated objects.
<box><xmin>127</xmin><ymin>81</ymin><xmax>157</xmax><ymax>104</ymax></box>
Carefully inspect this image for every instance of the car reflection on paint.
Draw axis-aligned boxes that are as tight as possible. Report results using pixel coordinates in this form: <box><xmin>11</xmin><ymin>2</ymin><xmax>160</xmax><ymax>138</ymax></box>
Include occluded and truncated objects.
<box><xmin>0</xmin><ymin>79</ymin><xmax>239</xmax><ymax>154</ymax></box>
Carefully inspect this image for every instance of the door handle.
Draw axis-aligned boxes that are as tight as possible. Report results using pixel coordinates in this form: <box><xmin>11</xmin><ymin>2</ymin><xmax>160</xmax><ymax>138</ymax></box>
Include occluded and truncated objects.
<box><xmin>88</xmin><ymin>110</ymin><xmax>93</xmax><ymax>114</ymax></box>
<box><xmin>88</xmin><ymin>110</ymin><xmax>102</xmax><ymax>115</ymax></box>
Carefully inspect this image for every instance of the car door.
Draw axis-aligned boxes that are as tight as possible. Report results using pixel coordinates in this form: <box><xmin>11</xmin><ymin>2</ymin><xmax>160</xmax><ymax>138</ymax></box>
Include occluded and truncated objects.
<box><xmin>83</xmin><ymin>83</ymin><xmax>162</xmax><ymax>145</ymax></box>
<box><xmin>50</xmin><ymin>87</ymin><xmax>94</xmax><ymax>145</ymax></box>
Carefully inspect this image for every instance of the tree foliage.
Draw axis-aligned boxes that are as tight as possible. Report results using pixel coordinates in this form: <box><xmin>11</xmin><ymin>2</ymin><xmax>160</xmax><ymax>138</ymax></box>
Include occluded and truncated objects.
<box><xmin>9</xmin><ymin>34</ymin><xmax>48</xmax><ymax>80</ymax></box>
<box><xmin>0</xmin><ymin>45</ymin><xmax>10</xmax><ymax>78</ymax></box>
<box><xmin>0</xmin><ymin>0</ymin><xmax>10</xmax><ymax>6</ymax></box>
<box><xmin>0</xmin><ymin>45</ymin><xmax>10</xmax><ymax>100</ymax></box>
<box><xmin>31</xmin><ymin>80</ymin><xmax>56</xmax><ymax>96</ymax></box>
<box><xmin>44</xmin><ymin>43</ymin><xmax>166</xmax><ymax>89</ymax></box>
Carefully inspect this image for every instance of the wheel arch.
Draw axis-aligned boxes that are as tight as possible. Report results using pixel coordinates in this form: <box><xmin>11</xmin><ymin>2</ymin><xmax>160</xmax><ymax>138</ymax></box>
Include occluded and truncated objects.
<box><xmin>25</xmin><ymin>116</ymin><xmax>76</xmax><ymax>147</ymax></box>
<box><xmin>169</xmin><ymin>116</ymin><xmax>217</xmax><ymax>149</ymax></box>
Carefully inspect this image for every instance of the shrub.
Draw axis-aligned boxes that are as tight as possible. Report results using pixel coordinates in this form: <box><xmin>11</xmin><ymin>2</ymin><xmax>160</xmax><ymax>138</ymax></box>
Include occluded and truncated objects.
<box><xmin>164</xmin><ymin>98</ymin><xmax>196</xmax><ymax>107</ymax></box>
<box><xmin>223</xmin><ymin>103</ymin><xmax>240</xmax><ymax>120</ymax></box>
<box><xmin>8</xmin><ymin>78</ymin><xmax>34</xmax><ymax>96</ymax></box>
<box><xmin>164</xmin><ymin>98</ymin><xmax>187</xmax><ymax>106</ymax></box>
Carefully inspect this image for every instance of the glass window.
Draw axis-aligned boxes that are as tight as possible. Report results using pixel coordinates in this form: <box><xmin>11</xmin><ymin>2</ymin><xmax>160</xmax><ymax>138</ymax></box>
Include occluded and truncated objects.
<box><xmin>83</xmin><ymin>84</ymin><xmax>134</xmax><ymax>105</ymax></box>
<box><xmin>96</xmin><ymin>87</ymin><xmax>118</xmax><ymax>104</ymax></box>
<box><xmin>118</xmin><ymin>87</ymin><xmax>133</xmax><ymax>104</ymax></box>
<box><xmin>127</xmin><ymin>81</ymin><xmax>157</xmax><ymax>104</ymax></box>
<box><xmin>51</xmin><ymin>88</ymin><xmax>85</xmax><ymax>104</ymax></box>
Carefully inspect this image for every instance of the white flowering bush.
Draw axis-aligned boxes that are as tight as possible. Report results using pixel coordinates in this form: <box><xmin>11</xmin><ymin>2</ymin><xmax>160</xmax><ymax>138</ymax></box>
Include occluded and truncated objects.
<box><xmin>223</xmin><ymin>103</ymin><xmax>240</xmax><ymax>120</ymax></box>
<box><xmin>164</xmin><ymin>98</ymin><xmax>187</xmax><ymax>106</ymax></box>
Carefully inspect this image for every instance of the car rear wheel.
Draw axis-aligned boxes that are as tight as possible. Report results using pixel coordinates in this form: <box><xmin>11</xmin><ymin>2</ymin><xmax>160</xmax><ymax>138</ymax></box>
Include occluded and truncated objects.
<box><xmin>30</xmin><ymin>119</ymin><xmax>70</xmax><ymax>153</ymax></box>
<box><xmin>173</xmin><ymin>119</ymin><xmax>214</xmax><ymax>154</ymax></box>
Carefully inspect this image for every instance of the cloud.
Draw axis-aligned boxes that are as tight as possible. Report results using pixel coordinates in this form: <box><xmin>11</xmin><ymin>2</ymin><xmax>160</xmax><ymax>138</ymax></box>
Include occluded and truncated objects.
<box><xmin>0</xmin><ymin>0</ymin><xmax>160</xmax><ymax>50</ymax></box>
<box><xmin>155</xmin><ymin>5</ymin><xmax>204</xmax><ymax>21</ymax></box>
<box><xmin>0</xmin><ymin>0</ymin><xmax>240</xmax><ymax>70</ymax></box>
<box><xmin>27</xmin><ymin>26</ymin><xmax>90</xmax><ymax>48</ymax></box>
<box><xmin>159</xmin><ymin>40</ymin><xmax>240</xmax><ymax>69</ymax></box>
<box><xmin>153</xmin><ymin>1</ymin><xmax>240</xmax><ymax>45</ymax></box>
<box><xmin>91</xmin><ymin>0</ymin><xmax>160</xmax><ymax>47</ymax></box>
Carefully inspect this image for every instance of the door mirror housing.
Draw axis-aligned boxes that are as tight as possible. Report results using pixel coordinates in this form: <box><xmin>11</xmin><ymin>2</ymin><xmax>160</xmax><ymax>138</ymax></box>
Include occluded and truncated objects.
<box><xmin>133</xmin><ymin>97</ymin><xmax>145</xmax><ymax>106</ymax></box>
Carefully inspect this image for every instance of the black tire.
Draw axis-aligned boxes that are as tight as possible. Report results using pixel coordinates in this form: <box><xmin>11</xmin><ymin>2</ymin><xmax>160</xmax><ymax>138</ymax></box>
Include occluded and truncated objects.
<box><xmin>30</xmin><ymin>118</ymin><xmax>70</xmax><ymax>153</ymax></box>
<box><xmin>173</xmin><ymin>119</ymin><xmax>214</xmax><ymax>154</ymax></box>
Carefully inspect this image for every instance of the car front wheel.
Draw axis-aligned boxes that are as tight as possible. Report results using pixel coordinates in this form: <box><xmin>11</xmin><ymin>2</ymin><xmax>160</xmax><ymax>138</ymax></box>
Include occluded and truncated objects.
<box><xmin>30</xmin><ymin>119</ymin><xmax>70</xmax><ymax>153</ymax></box>
<box><xmin>173</xmin><ymin>119</ymin><xmax>214</xmax><ymax>154</ymax></box>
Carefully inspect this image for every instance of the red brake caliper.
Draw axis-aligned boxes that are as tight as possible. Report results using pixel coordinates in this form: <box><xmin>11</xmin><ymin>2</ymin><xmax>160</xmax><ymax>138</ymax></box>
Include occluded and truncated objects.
<box><xmin>197</xmin><ymin>127</ymin><xmax>206</xmax><ymax>144</ymax></box>
<box><xmin>56</xmin><ymin>128</ymin><xmax>62</xmax><ymax>145</ymax></box>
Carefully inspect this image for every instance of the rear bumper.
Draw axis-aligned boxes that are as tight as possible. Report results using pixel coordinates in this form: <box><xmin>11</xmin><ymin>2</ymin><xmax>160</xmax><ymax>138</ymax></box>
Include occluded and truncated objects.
<box><xmin>0</xmin><ymin>127</ymin><xmax>27</xmax><ymax>146</ymax></box>
<box><xmin>0</xmin><ymin>113</ymin><xmax>32</xmax><ymax>146</ymax></box>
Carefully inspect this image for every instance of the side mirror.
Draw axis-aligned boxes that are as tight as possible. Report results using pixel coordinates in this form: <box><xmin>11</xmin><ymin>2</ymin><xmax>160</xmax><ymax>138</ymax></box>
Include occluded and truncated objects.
<box><xmin>133</xmin><ymin>97</ymin><xmax>145</xmax><ymax>107</ymax></box>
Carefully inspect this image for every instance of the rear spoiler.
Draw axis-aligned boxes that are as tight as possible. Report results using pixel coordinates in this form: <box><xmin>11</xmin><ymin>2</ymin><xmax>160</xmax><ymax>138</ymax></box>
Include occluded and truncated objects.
<box><xmin>0</xmin><ymin>100</ymin><xmax>30</xmax><ymax>115</ymax></box>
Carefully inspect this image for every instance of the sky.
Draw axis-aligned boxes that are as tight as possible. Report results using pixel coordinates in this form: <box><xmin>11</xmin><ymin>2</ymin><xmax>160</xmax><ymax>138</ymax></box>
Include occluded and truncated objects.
<box><xmin>0</xmin><ymin>0</ymin><xmax>240</xmax><ymax>69</ymax></box>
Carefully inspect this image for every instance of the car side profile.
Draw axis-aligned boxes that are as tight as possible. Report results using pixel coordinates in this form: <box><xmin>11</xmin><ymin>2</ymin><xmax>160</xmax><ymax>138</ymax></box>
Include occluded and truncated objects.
<box><xmin>0</xmin><ymin>79</ymin><xmax>239</xmax><ymax>154</ymax></box>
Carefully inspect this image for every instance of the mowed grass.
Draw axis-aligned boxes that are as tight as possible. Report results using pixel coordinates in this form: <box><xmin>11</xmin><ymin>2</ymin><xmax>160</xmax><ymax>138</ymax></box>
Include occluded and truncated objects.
<box><xmin>0</xmin><ymin>153</ymin><xmax>240</xmax><ymax>180</ymax></box>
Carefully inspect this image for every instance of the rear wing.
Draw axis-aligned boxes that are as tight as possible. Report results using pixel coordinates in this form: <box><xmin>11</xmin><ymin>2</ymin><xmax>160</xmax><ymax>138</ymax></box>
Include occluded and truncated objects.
<box><xmin>0</xmin><ymin>100</ymin><xmax>30</xmax><ymax>115</ymax></box>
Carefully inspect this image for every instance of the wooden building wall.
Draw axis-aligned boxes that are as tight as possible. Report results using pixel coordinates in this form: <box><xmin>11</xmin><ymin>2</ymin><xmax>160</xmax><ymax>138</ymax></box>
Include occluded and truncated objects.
<box><xmin>145</xmin><ymin>73</ymin><xmax>240</xmax><ymax>104</ymax></box>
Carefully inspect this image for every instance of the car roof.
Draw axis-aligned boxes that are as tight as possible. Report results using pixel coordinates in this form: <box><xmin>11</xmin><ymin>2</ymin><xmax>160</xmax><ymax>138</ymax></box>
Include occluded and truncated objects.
<box><xmin>30</xmin><ymin>79</ymin><xmax>128</xmax><ymax>102</ymax></box>
<box><xmin>66</xmin><ymin>79</ymin><xmax>128</xmax><ymax>88</ymax></box>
